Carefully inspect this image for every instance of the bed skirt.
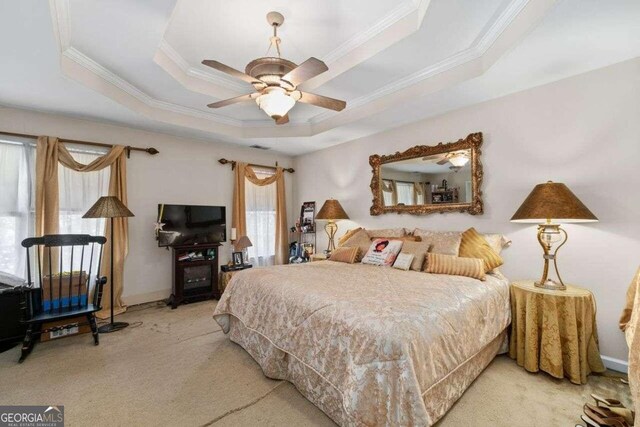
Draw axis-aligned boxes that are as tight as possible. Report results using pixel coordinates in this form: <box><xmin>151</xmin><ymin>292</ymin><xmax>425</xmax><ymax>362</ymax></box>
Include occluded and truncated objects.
<box><xmin>226</xmin><ymin>314</ymin><xmax>508</xmax><ymax>426</ymax></box>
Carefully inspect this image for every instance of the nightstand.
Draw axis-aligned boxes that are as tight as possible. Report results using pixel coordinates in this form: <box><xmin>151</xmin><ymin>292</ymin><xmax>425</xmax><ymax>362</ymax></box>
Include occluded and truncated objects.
<box><xmin>508</xmin><ymin>280</ymin><xmax>605</xmax><ymax>384</ymax></box>
<box><xmin>219</xmin><ymin>265</ymin><xmax>252</xmax><ymax>295</ymax></box>
<box><xmin>310</xmin><ymin>253</ymin><xmax>328</xmax><ymax>262</ymax></box>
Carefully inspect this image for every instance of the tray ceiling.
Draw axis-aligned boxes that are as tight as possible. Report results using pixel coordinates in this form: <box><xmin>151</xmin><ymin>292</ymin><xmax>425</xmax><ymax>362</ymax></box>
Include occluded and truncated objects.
<box><xmin>1</xmin><ymin>0</ymin><xmax>639</xmax><ymax>154</ymax></box>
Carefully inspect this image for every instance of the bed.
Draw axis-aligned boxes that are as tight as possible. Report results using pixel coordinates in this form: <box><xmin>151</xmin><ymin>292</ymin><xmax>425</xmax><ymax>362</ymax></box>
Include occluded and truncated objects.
<box><xmin>213</xmin><ymin>261</ymin><xmax>511</xmax><ymax>426</ymax></box>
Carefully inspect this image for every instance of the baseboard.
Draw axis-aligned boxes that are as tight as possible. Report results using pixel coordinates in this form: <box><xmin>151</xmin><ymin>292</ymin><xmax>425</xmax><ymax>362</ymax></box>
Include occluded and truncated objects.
<box><xmin>123</xmin><ymin>289</ymin><xmax>171</xmax><ymax>307</ymax></box>
<box><xmin>601</xmin><ymin>355</ymin><xmax>629</xmax><ymax>374</ymax></box>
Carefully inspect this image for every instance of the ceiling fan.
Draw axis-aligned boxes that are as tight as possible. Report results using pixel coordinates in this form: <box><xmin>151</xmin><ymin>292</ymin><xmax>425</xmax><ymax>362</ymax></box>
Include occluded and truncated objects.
<box><xmin>201</xmin><ymin>11</ymin><xmax>346</xmax><ymax>125</ymax></box>
<box><xmin>422</xmin><ymin>151</ymin><xmax>470</xmax><ymax>167</ymax></box>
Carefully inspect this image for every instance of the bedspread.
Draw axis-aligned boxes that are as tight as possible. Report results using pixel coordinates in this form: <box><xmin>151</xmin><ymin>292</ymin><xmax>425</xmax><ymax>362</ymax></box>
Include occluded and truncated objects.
<box><xmin>213</xmin><ymin>261</ymin><xmax>511</xmax><ymax>426</ymax></box>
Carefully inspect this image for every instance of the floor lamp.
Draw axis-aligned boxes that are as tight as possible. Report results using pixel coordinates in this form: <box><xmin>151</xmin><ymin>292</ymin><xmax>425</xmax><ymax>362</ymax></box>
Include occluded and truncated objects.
<box><xmin>83</xmin><ymin>196</ymin><xmax>134</xmax><ymax>333</ymax></box>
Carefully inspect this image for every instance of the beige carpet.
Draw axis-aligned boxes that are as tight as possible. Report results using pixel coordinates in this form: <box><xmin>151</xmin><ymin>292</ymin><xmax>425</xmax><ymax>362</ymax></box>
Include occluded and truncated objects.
<box><xmin>0</xmin><ymin>300</ymin><xmax>631</xmax><ymax>426</ymax></box>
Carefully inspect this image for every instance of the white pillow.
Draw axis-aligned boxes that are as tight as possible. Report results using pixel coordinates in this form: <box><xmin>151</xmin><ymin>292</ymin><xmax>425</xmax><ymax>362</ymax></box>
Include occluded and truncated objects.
<box><xmin>361</xmin><ymin>238</ymin><xmax>404</xmax><ymax>266</ymax></box>
<box><xmin>392</xmin><ymin>253</ymin><xmax>414</xmax><ymax>271</ymax></box>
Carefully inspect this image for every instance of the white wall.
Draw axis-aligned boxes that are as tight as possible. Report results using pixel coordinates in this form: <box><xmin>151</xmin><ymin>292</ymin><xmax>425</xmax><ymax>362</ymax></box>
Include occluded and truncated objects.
<box><xmin>294</xmin><ymin>58</ymin><xmax>640</xmax><ymax>363</ymax></box>
<box><xmin>0</xmin><ymin>106</ymin><xmax>295</xmax><ymax>304</ymax></box>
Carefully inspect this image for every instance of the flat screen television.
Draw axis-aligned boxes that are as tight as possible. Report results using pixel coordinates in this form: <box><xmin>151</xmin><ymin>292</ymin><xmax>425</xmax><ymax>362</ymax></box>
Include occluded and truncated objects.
<box><xmin>157</xmin><ymin>204</ymin><xmax>226</xmax><ymax>247</ymax></box>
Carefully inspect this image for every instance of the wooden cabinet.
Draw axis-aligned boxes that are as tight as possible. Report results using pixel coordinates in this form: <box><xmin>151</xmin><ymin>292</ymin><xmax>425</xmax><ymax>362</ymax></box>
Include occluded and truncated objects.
<box><xmin>169</xmin><ymin>242</ymin><xmax>221</xmax><ymax>309</ymax></box>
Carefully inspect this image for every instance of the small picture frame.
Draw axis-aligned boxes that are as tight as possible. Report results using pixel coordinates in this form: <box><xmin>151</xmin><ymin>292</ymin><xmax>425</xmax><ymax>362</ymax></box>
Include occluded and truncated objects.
<box><xmin>232</xmin><ymin>251</ymin><xmax>244</xmax><ymax>266</ymax></box>
<box><xmin>300</xmin><ymin>201</ymin><xmax>316</xmax><ymax>232</ymax></box>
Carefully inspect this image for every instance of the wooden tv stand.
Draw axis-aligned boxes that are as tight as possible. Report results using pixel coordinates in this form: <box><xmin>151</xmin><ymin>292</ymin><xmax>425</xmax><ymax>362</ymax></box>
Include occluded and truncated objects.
<box><xmin>168</xmin><ymin>242</ymin><xmax>221</xmax><ymax>309</ymax></box>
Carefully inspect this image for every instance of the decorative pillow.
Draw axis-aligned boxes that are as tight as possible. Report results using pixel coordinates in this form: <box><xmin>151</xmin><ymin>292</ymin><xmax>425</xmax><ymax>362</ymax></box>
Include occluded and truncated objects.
<box><xmin>370</xmin><ymin>235</ymin><xmax>422</xmax><ymax>243</ymax></box>
<box><xmin>392</xmin><ymin>253</ymin><xmax>414</xmax><ymax>271</ymax></box>
<box><xmin>459</xmin><ymin>227</ymin><xmax>503</xmax><ymax>273</ymax></box>
<box><xmin>365</xmin><ymin>228</ymin><xmax>406</xmax><ymax>239</ymax></box>
<box><xmin>481</xmin><ymin>233</ymin><xmax>512</xmax><ymax>255</ymax></box>
<box><xmin>412</xmin><ymin>229</ymin><xmax>462</xmax><ymax>256</ymax></box>
<box><xmin>398</xmin><ymin>241</ymin><xmax>432</xmax><ymax>271</ymax></box>
<box><xmin>338</xmin><ymin>228</ymin><xmax>362</xmax><ymax>247</ymax></box>
<box><xmin>340</xmin><ymin>229</ymin><xmax>373</xmax><ymax>261</ymax></box>
<box><xmin>361</xmin><ymin>238</ymin><xmax>404</xmax><ymax>266</ymax></box>
<box><xmin>424</xmin><ymin>253</ymin><xmax>485</xmax><ymax>281</ymax></box>
<box><xmin>329</xmin><ymin>246</ymin><xmax>360</xmax><ymax>264</ymax></box>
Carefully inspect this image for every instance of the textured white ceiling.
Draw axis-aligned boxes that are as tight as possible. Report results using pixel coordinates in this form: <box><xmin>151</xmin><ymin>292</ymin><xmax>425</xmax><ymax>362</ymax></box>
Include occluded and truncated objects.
<box><xmin>0</xmin><ymin>0</ymin><xmax>639</xmax><ymax>155</ymax></box>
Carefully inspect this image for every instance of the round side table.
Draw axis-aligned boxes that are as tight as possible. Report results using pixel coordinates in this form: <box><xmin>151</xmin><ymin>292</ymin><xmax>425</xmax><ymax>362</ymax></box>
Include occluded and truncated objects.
<box><xmin>509</xmin><ymin>280</ymin><xmax>605</xmax><ymax>384</ymax></box>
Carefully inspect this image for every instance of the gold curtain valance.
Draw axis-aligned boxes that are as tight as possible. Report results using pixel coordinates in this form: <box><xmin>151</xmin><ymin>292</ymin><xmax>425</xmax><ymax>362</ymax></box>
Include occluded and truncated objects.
<box><xmin>231</xmin><ymin>162</ymin><xmax>288</xmax><ymax>265</ymax></box>
<box><xmin>36</xmin><ymin>136</ymin><xmax>129</xmax><ymax>319</ymax></box>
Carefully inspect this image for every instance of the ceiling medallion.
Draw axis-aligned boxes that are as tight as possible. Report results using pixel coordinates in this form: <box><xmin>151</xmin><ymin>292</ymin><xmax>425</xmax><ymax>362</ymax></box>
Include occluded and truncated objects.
<box><xmin>202</xmin><ymin>11</ymin><xmax>346</xmax><ymax>125</ymax></box>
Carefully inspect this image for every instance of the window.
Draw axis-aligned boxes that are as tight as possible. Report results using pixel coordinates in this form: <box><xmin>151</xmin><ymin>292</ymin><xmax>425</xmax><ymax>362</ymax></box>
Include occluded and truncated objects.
<box><xmin>245</xmin><ymin>168</ymin><xmax>277</xmax><ymax>267</ymax></box>
<box><xmin>0</xmin><ymin>138</ymin><xmax>109</xmax><ymax>278</ymax></box>
<box><xmin>58</xmin><ymin>147</ymin><xmax>109</xmax><ymax>237</ymax></box>
<box><xmin>396</xmin><ymin>182</ymin><xmax>415</xmax><ymax>205</ymax></box>
<box><xmin>382</xmin><ymin>180</ymin><xmax>393</xmax><ymax>206</ymax></box>
<box><xmin>0</xmin><ymin>137</ymin><xmax>34</xmax><ymax>278</ymax></box>
<box><xmin>58</xmin><ymin>146</ymin><xmax>110</xmax><ymax>272</ymax></box>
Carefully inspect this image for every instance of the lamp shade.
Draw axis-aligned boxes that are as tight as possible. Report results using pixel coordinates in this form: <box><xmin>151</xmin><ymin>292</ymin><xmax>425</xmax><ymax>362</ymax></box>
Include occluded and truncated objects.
<box><xmin>83</xmin><ymin>196</ymin><xmax>134</xmax><ymax>219</ymax></box>
<box><xmin>316</xmin><ymin>199</ymin><xmax>349</xmax><ymax>221</ymax></box>
<box><xmin>255</xmin><ymin>87</ymin><xmax>295</xmax><ymax>119</ymax></box>
<box><xmin>510</xmin><ymin>181</ymin><xmax>598</xmax><ymax>223</ymax></box>
<box><xmin>235</xmin><ymin>235</ymin><xmax>253</xmax><ymax>250</ymax></box>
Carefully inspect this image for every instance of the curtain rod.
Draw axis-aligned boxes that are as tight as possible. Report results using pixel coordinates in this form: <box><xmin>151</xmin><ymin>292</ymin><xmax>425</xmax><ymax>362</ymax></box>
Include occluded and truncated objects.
<box><xmin>0</xmin><ymin>131</ymin><xmax>159</xmax><ymax>158</ymax></box>
<box><xmin>218</xmin><ymin>158</ymin><xmax>295</xmax><ymax>173</ymax></box>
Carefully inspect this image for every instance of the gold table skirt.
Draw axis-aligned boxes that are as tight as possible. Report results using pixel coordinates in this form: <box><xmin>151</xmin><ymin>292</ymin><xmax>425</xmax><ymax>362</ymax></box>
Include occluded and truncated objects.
<box><xmin>509</xmin><ymin>281</ymin><xmax>605</xmax><ymax>384</ymax></box>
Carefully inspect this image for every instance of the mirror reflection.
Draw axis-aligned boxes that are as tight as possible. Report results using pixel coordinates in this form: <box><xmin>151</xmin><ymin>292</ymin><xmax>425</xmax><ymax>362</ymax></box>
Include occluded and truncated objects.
<box><xmin>380</xmin><ymin>149</ymin><xmax>472</xmax><ymax>207</ymax></box>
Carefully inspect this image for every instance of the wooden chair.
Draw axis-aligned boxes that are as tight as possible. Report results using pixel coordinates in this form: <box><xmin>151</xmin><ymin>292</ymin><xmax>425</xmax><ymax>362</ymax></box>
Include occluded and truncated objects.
<box><xmin>18</xmin><ymin>234</ymin><xmax>107</xmax><ymax>362</ymax></box>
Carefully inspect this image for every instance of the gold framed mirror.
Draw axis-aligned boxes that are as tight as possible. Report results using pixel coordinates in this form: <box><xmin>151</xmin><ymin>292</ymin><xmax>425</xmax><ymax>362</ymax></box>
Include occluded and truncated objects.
<box><xmin>369</xmin><ymin>132</ymin><xmax>483</xmax><ymax>216</ymax></box>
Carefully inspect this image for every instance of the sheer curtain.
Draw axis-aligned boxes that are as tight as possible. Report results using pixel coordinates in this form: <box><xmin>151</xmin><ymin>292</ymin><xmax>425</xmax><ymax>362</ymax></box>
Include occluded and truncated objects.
<box><xmin>0</xmin><ymin>137</ymin><xmax>111</xmax><ymax>278</ymax></box>
<box><xmin>382</xmin><ymin>180</ymin><xmax>393</xmax><ymax>206</ymax></box>
<box><xmin>245</xmin><ymin>167</ymin><xmax>277</xmax><ymax>267</ymax></box>
<box><xmin>58</xmin><ymin>146</ymin><xmax>110</xmax><ymax>271</ymax></box>
<box><xmin>0</xmin><ymin>137</ymin><xmax>34</xmax><ymax>278</ymax></box>
<box><xmin>396</xmin><ymin>182</ymin><xmax>414</xmax><ymax>205</ymax></box>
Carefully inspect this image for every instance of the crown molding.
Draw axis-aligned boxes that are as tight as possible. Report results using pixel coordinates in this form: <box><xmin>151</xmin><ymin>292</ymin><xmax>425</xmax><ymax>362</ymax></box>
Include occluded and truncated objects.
<box><xmin>63</xmin><ymin>47</ymin><xmax>244</xmax><ymax>127</ymax></box>
<box><xmin>309</xmin><ymin>0</ymin><xmax>532</xmax><ymax>124</ymax></box>
<box><xmin>48</xmin><ymin>0</ymin><xmax>556</xmax><ymax>139</ymax></box>
<box><xmin>322</xmin><ymin>2</ymin><xmax>417</xmax><ymax>64</ymax></box>
<box><xmin>154</xmin><ymin>39</ymin><xmax>248</xmax><ymax>99</ymax></box>
<box><xmin>155</xmin><ymin>0</ymin><xmax>429</xmax><ymax>95</ymax></box>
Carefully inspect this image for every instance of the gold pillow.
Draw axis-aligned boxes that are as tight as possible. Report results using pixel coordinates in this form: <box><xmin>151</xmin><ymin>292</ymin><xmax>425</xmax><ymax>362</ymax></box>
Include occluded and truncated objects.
<box><xmin>412</xmin><ymin>229</ymin><xmax>462</xmax><ymax>256</ymax></box>
<box><xmin>365</xmin><ymin>228</ymin><xmax>406</xmax><ymax>239</ymax></box>
<box><xmin>338</xmin><ymin>228</ymin><xmax>362</xmax><ymax>247</ymax></box>
<box><xmin>481</xmin><ymin>233</ymin><xmax>512</xmax><ymax>255</ymax></box>
<box><xmin>339</xmin><ymin>229</ymin><xmax>372</xmax><ymax>261</ymax></box>
<box><xmin>370</xmin><ymin>235</ymin><xmax>422</xmax><ymax>242</ymax></box>
<box><xmin>459</xmin><ymin>227</ymin><xmax>504</xmax><ymax>273</ymax></box>
<box><xmin>399</xmin><ymin>241</ymin><xmax>432</xmax><ymax>271</ymax></box>
<box><xmin>329</xmin><ymin>246</ymin><xmax>360</xmax><ymax>264</ymax></box>
<box><xmin>424</xmin><ymin>253</ymin><xmax>485</xmax><ymax>281</ymax></box>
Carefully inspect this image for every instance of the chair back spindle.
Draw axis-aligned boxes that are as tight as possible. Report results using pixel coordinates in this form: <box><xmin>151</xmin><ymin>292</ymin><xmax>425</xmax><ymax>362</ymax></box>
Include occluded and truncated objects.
<box><xmin>21</xmin><ymin>234</ymin><xmax>107</xmax><ymax>317</ymax></box>
<box><xmin>17</xmin><ymin>234</ymin><xmax>108</xmax><ymax>363</ymax></box>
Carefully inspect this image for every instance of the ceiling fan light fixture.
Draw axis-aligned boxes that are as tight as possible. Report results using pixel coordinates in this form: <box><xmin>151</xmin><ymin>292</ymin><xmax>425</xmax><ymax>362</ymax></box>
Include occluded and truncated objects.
<box><xmin>449</xmin><ymin>154</ymin><xmax>470</xmax><ymax>168</ymax></box>
<box><xmin>256</xmin><ymin>87</ymin><xmax>295</xmax><ymax>119</ymax></box>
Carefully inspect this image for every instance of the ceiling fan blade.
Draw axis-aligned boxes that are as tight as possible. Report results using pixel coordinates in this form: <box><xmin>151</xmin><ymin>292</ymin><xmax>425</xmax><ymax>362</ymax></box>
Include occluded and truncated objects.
<box><xmin>207</xmin><ymin>93</ymin><xmax>256</xmax><ymax>108</ymax></box>
<box><xmin>275</xmin><ymin>114</ymin><xmax>289</xmax><ymax>125</ymax></box>
<box><xmin>202</xmin><ymin>60</ymin><xmax>261</xmax><ymax>85</ymax></box>
<box><xmin>281</xmin><ymin>58</ymin><xmax>328</xmax><ymax>87</ymax></box>
<box><xmin>293</xmin><ymin>91</ymin><xmax>346</xmax><ymax>112</ymax></box>
<box><xmin>437</xmin><ymin>159</ymin><xmax>449</xmax><ymax>165</ymax></box>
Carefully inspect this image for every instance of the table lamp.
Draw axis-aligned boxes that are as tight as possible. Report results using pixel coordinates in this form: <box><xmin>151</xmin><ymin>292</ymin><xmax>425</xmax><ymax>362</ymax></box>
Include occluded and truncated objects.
<box><xmin>510</xmin><ymin>181</ymin><xmax>598</xmax><ymax>290</ymax></box>
<box><xmin>234</xmin><ymin>235</ymin><xmax>253</xmax><ymax>265</ymax></box>
<box><xmin>83</xmin><ymin>196</ymin><xmax>134</xmax><ymax>332</ymax></box>
<box><xmin>315</xmin><ymin>199</ymin><xmax>349</xmax><ymax>253</ymax></box>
